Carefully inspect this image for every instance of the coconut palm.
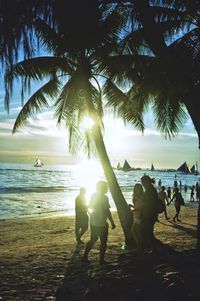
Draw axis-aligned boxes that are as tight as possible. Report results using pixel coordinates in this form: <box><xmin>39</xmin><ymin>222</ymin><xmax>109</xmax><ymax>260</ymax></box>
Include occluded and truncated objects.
<box><xmin>3</xmin><ymin>5</ymin><xmax>145</xmax><ymax>245</ymax></box>
<box><xmin>101</xmin><ymin>0</ymin><xmax>200</xmax><ymax>250</ymax></box>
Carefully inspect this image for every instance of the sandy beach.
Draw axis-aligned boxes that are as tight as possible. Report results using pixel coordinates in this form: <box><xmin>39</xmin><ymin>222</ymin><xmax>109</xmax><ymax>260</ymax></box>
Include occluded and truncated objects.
<box><xmin>0</xmin><ymin>203</ymin><xmax>199</xmax><ymax>301</ymax></box>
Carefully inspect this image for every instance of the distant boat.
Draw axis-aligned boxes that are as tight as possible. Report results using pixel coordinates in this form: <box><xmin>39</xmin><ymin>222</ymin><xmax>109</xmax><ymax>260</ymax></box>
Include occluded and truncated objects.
<box><xmin>122</xmin><ymin>160</ymin><xmax>132</xmax><ymax>172</ymax></box>
<box><xmin>34</xmin><ymin>158</ymin><xmax>44</xmax><ymax>167</ymax></box>
<box><xmin>151</xmin><ymin>163</ymin><xmax>155</xmax><ymax>171</ymax></box>
<box><xmin>190</xmin><ymin>162</ymin><xmax>199</xmax><ymax>175</ymax></box>
<box><xmin>190</xmin><ymin>165</ymin><xmax>196</xmax><ymax>174</ymax></box>
<box><xmin>177</xmin><ymin>162</ymin><xmax>190</xmax><ymax>173</ymax></box>
<box><xmin>117</xmin><ymin>162</ymin><xmax>122</xmax><ymax>170</ymax></box>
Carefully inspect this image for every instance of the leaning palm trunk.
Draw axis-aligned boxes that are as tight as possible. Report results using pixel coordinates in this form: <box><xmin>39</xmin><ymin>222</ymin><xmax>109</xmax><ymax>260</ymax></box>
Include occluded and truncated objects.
<box><xmin>92</xmin><ymin>123</ymin><xmax>133</xmax><ymax>246</ymax></box>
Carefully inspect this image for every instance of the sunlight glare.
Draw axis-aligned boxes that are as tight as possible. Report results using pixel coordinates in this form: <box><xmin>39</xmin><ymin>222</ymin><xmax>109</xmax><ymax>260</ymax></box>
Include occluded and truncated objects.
<box><xmin>81</xmin><ymin>116</ymin><xmax>94</xmax><ymax>130</ymax></box>
<box><xmin>75</xmin><ymin>159</ymin><xmax>102</xmax><ymax>203</ymax></box>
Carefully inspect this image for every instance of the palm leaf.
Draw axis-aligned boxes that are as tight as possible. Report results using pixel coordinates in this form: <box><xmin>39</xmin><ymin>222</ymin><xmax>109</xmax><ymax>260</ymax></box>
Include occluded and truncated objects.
<box><xmin>153</xmin><ymin>97</ymin><xmax>188</xmax><ymax>138</ymax></box>
<box><xmin>12</xmin><ymin>77</ymin><xmax>60</xmax><ymax>133</ymax></box>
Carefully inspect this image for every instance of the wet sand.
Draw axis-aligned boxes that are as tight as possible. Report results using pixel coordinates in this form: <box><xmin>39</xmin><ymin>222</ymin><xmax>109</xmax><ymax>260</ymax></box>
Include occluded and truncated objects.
<box><xmin>0</xmin><ymin>203</ymin><xmax>199</xmax><ymax>301</ymax></box>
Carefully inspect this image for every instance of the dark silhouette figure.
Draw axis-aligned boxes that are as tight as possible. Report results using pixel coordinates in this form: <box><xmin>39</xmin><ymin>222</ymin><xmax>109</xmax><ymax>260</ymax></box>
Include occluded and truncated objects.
<box><xmin>158</xmin><ymin>186</ymin><xmax>170</xmax><ymax>220</ymax></box>
<box><xmin>184</xmin><ymin>184</ymin><xmax>187</xmax><ymax>192</ymax></box>
<box><xmin>190</xmin><ymin>186</ymin><xmax>195</xmax><ymax>202</ymax></box>
<box><xmin>167</xmin><ymin>187</ymin><xmax>172</xmax><ymax>201</ymax></box>
<box><xmin>75</xmin><ymin>187</ymin><xmax>88</xmax><ymax>244</ymax></box>
<box><xmin>141</xmin><ymin>175</ymin><xmax>159</xmax><ymax>252</ymax></box>
<box><xmin>83</xmin><ymin>181</ymin><xmax>115</xmax><ymax>264</ymax></box>
<box><xmin>170</xmin><ymin>187</ymin><xmax>184</xmax><ymax>222</ymax></box>
<box><xmin>131</xmin><ymin>183</ymin><xmax>144</xmax><ymax>254</ymax></box>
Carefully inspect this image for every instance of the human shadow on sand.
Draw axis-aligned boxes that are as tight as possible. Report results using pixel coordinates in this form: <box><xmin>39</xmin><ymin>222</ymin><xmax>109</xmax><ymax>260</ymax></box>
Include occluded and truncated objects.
<box><xmin>55</xmin><ymin>240</ymin><xmax>199</xmax><ymax>301</ymax></box>
<box><xmin>159</xmin><ymin>220</ymin><xmax>197</xmax><ymax>239</ymax></box>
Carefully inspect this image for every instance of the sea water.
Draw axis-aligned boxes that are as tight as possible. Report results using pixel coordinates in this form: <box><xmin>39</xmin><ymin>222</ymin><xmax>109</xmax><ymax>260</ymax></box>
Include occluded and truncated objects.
<box><xmin>0</xmin><ymin>162</ymin><xmax>199</xmax><ymax>220</ymax></box>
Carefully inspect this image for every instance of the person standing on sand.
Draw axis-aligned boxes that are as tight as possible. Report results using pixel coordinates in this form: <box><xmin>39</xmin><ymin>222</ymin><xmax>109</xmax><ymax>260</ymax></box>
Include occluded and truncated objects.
<box><xmin>169</xmin><ymin>187</ymin><xmax>184</xmax><ymax>222</ymax></box>
<box><xmin>167</xmin><ymin>187</ymin><xmax>172</xmax><ymax>202</ymax></box>
<box><xmin>131</xmin><ymin>183</ymin><xmax>144</xmax><ymax>254</ymax></box>
<box><xmin>83</xmin><ymin>180</ymin><xmax>116</xmax><ymax>264</ymax></box>
<box><xmin>141</xmin><ymin>175</ymin><xmax>159</xmax><ymax>252</ymax></box>
<box><xmin>75</xmin><ymin>187</ymin><xmax>88</xmax><ymax>244</ymax></box>
<box><xmin>190</xmin><ymin>186</ymin><xmax>195</xmax><ymax>202</ymax></box>
<box><xmin>158</xmin><ymin>186</ymin><xmax>170</xmax><ymax>220</ymax></box>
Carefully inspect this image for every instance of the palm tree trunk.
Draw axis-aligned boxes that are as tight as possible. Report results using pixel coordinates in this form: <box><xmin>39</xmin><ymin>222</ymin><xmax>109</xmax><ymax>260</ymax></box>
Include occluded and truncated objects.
<box><xmin>92</xmin><ymin>123</ymin><xmax>134</xmax><ymax>246</ymax></box>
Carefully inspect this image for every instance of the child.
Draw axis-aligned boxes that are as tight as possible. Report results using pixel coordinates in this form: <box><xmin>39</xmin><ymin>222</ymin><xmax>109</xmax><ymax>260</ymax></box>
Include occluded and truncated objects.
<box><xmin>131</xmin><ymin>183</ymin><xmax>144</xmax><ymax>254</ymax></box>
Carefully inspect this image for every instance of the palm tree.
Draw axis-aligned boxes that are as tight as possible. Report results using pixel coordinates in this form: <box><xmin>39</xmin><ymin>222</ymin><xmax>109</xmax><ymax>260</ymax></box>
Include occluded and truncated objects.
<box><xmin>3</xmin><ymin>5</ymin><xmax>142</xmax><ymax>245</ymax></box>
<box><xmin>101</xmin><ymin>0</ymin><xmax>200</xmax><ymax>250</ymax></box>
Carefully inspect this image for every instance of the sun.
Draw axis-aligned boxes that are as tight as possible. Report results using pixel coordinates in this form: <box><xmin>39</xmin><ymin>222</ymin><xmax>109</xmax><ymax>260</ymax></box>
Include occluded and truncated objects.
<box><xmin>75</xmin><ymin>158</ymin><xmax>102</xmax><ymax>202</ymax></box>
<box><xmin>81</xmin><ymin>116</ymin><xmax>95</xmax><ymax>130</ymax></box>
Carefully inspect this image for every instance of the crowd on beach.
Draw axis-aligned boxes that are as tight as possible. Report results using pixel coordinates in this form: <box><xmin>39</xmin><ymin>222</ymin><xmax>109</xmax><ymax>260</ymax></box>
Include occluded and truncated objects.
<box><xmin>74</xmin><ymin>175</ymin><xmax>200</xmax><ymax>264</ymax></box>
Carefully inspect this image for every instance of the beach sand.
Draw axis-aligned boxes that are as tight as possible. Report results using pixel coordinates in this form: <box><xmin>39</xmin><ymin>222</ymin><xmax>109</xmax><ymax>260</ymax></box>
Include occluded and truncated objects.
<box><xmin>0</xmin><ymin>203</ymin><xmax>199</xmax><ymax>301</ymax></box>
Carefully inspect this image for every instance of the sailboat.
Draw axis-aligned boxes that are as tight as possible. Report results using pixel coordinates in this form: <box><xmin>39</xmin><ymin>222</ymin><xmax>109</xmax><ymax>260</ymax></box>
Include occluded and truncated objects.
<box><xmin>122</xmin><ymin>160</ymin><xmax>132</xmax><ymax>172</ymax></box>
<box><xmin>177</xmin><ymin>162</ymin><xmax>190</xmax><ymax>173</ymax></box>
<box><xmin>151</xmin><ymin>163</ymin><xmax>155</xmax><ymax>171</ymax></box>
<box><xmin>190</xmin><ymin>165</ymin><xmax>196</xmax><ymax>174</ymax></box>
<box><xmin>34</xmin><ymin>158</ymin><xmax>44</xmax><ymax>167</ymax></box>
<box><xmin>190</xmin><ymin>162</ymin><xmax>199</xmax><ymax>175</ymax></box>
<box><xmin>117</xmin><ymin>162</ymin><xmax>122</xmax><ymax>170</ymax></box>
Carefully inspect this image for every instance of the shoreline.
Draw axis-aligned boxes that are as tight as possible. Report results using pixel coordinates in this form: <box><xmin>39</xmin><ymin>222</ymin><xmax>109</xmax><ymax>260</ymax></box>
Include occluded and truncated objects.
<box><xmin>0</xmin><ymin>200</ymin><xmax>199</xmax><ymax>222</ymax></box>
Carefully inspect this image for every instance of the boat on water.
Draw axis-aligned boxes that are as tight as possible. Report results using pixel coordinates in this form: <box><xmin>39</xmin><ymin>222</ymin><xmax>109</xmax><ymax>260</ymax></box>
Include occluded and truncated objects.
<box><xmin>151</xmin><ymin>163</ymin><xmax>155</xmax><ymax>171</ymax></box>
<box><xmin>190</xmin><ymin>162</ymin><xmax>199</xmax><ymax>175</ymax></box>
<box><xmin>177</xmin><ymin>162</ymin><xmax>190</xmax><ymax>173</ymax></box>
<box><xmin>117</xmin><ymin>162</ymin><xmax>122</xmax><ymax>170</ymax></box>
<box><xmin>34</xmin><ymin>158</ymin><xmax>44</xmax><ymax>167</ymax></box>
<box><xmin>122</xmin><ymin>160</ymin><xmax>132</xmax><ymax>172</ymax></box>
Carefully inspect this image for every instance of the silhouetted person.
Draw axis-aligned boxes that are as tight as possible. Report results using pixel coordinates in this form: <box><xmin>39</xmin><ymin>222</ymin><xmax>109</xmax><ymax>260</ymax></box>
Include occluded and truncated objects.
<box><xmin>190</xmin><ymin>186</ymin><xmax>195</xmax><ymax>202</ymax></box>
<box><xmin>158</xmin><ymin>186</ymin><xmax>170</xmax><ymax>220</ymax></box>
<box><xmin>131</xmin><ymin>183</ymin><xmax>144</xmax><ymax>254</ymax></box>
<box><xmin>184</xmin><ymin>184</ymin><xmax>187</xmax><ymax>192</ymax></box>
<box><xmin>167</xmin><ymin>187</ymin><xmax>172</xmax><ymax>202</ymax></box>
<box><xmin>141</xmin><ymin>175</ymin><xmax>159</xmax><ymax>252</ymax></box>
<box><xmin>169</xmin><ymin>187</ymin><xmax>184</xmax><ymax>222</ymax></box>
<box><xmin>83</xmin><ymin>181</ymin><xmax>115</xmax><ymax>264</ymax></box>
<box><xmin>75</xmin><ymin>187</ymin><xmax>88</xmax><ymax>244</ymax></box>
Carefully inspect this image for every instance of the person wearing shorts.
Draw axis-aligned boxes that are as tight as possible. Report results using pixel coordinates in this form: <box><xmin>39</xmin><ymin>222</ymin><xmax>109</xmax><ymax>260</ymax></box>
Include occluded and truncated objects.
<box><xmin>83</xmin><ymin>181</ymin><xmax>115</xmax><ymax>264</ymax></box>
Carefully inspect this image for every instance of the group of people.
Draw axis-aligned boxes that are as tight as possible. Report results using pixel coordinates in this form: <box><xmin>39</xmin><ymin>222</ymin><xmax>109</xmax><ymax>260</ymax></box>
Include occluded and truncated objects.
<box><xmin>75</xmin><ymin>176</ymin><xmax>187</xmax><ymax>264</ymax></box>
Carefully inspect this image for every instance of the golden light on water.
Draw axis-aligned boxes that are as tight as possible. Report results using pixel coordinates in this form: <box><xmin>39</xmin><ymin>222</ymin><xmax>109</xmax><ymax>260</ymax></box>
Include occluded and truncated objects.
<box><xmin>75</xmin><ymin>159</ymin><xmax>102</xmax><ymax>202</ymax></box>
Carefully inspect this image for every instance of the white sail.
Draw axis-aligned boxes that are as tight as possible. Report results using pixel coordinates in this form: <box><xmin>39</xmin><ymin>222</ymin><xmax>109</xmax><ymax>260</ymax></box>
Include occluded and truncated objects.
<box><xmin>34</xmin><ymin>158</ymin><xmax>44</xmax><ymax>167</ymax></box>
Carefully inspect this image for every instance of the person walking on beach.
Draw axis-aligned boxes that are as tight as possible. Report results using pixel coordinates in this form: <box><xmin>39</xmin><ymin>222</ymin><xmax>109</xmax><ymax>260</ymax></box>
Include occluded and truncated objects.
<box><xmin>169</xmin><ymin>187</ymin><xmax>184</xmax><ymax>222</ymax></box>
<box><xmin>131</xmin><ymin>183</ymin><xmax>144</xmax><ymax>254</ymax></box>
<box><xmin>167</xmin><ymin>187</ymin><xmax>172</xmax><ymax>202</ymax></box>
<box><xmin>190</xmin><ymin>186</ymin><xmax>195</xmax><ymax>202</ymax></box>
<box><xmin>83</xmin><ymin>181</ymin><xmax>116</xmax><ymax>264</ymax></box>
<box><xmin>75</xmin><ymin>187</ymin><xmax>88</xmax><ymax>244</ymax></box>
<box><xmin>141</xmin><ymin>175</ymin><xmax>159</xmax><ymax>252</ymax></box>
<box><xmin>158</xmin><ymin>186</ymin><xmax>170</xmax><ymax>220</ymax></box>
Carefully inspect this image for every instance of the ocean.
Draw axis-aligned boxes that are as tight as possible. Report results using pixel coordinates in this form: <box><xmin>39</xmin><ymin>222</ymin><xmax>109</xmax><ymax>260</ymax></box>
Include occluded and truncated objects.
<box><xmin>0</xmin><ymin>162</ymin><xmax>199</xmax><ymax>220</ymax></box>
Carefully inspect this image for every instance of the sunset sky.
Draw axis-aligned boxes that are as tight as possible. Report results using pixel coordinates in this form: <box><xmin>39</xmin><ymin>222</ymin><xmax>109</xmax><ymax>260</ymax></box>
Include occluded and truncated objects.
<box><xmin>0</xmin><ymin>88</ymin><xmax>199</xmax><ymax>169</ymax></box>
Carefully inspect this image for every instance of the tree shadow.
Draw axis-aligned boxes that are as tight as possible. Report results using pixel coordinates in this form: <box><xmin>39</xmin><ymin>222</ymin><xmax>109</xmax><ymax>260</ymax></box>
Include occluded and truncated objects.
<box><xmin>55</xmin><ymin>239</ymin><xmax>200</xmax><ymax>301</ymax></box>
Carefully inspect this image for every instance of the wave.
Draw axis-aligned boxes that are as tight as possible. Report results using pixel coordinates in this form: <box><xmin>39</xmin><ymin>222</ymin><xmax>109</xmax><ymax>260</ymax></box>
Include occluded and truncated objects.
<box><xmin>0</xmin><ymin>168</ymin><xmax>70</xmax><ymax>174</ymax></box>
<box><xmin>0</xmin><ymin>186</ymin><xmax>77</xmax><ymax>194</ymax></box>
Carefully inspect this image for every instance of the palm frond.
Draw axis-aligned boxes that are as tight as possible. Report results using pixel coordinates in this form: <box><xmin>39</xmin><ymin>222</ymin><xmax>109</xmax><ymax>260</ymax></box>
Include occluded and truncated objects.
<box><xmin>153</xmin><ymin>97</ymin><xmax>188</xmax><ymax>138</ymax></box>
<box><xmin>6</xmin><ymin>56</ymin><xmax>73</xmax><ymax>82</ymax></box>
<box><xmin>12</xmin><ymin>77</ymin><xmax>60</xmax><ymax>133</ymax></box>
<box><xmin>104</xmin><ymin>79</ymin><xmax>145</xmax><ymax>132</ymax></box>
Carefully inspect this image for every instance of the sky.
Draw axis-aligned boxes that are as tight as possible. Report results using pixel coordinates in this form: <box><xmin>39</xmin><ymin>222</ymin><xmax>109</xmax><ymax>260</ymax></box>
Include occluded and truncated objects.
<box><xmin>0</xmin><ymin>90</ymin><xmax>199</xmax><ymax>169</ymax></box>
